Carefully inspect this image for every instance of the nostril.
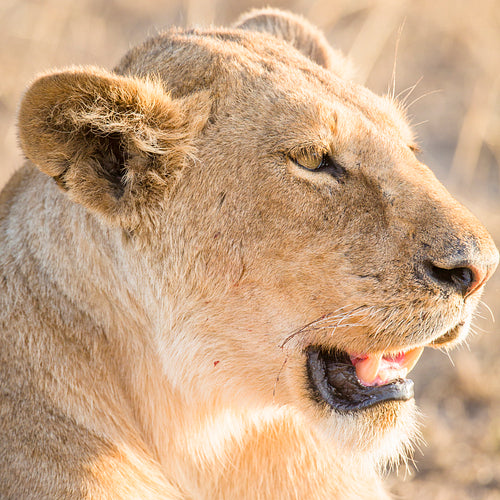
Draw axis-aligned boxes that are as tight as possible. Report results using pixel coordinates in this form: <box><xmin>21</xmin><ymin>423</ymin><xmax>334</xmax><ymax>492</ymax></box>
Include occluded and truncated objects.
<box><xmin>426</xmin><ymin>262</ymin><xmax>477</xmax><ymax>297</ymax></box>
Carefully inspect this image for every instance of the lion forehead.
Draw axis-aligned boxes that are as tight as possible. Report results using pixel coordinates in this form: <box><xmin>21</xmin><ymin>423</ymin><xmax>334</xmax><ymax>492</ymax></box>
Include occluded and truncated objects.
<box><xmin>116</xmin><ymin>28</ymin><xmax>415</xmax><ymax>153</ymax></box>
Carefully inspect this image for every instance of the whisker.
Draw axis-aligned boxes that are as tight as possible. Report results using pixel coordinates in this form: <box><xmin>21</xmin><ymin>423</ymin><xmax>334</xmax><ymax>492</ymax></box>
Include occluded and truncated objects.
<box><xmin>479</xmin><ymin>300</ymin><xmax>495</xmax><ymax>322</ymax></box>
<box><xmin>444</xmin><ymin>349</ymin><xmax>455</xmax><ymax>367</ymax></box>
<box><xmin>388</xmin><ymin>19</ymin><xmax>406</xmax><ymax>100</ymax></box>
<box><xmin>471</xmin><ymin>324</ymin><xmax>486</xmax><ymax>334</ymax></box>
<box><xmin>472</xmin><ymin>312</ymin><xmax>487</xmax><ymax>321</ymax></box>
<box><xmin>411</xmin><ymin>120</ymin><xmax>429</xmax><ymax>128</ymax></box>
<box><xmin>279</xmin><ymin>318</ymin><xmax>325</xmax><ymax>349</ymax></box>
<box><xmin>279</xmin><ymin>304</ymin><xmax>371</xmax><ymax>349</ymax></box>
<box><xmin>468</xmin><ymin>325</ymin><xmax>484</xmax><ymax>337</ymax></box>
<box><xmin>405</xmin><ymin>89</ymin><xmax>443</xmax><ymax>110</ymax></box>
<box><xmin>396</xmin><ymin>76</ymin><xmax>423</xmax><ymax>104</ymax></box>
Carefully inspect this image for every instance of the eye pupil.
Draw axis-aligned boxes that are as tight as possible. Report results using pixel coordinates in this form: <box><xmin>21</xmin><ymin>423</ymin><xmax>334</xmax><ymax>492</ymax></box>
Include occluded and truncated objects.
<box><xmin>318</xmin><ymin>154</ymin><xmax>345</xmax><ymax>179</ymax></box>
<box><xmin>318</xmin><ymin>155</ymin><xmax>328</xmax><ymax>169</ymax></box>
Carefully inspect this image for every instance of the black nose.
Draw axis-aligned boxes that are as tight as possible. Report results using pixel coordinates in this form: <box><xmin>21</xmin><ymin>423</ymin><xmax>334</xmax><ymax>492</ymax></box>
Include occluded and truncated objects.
<box><xmin>424</xmin><ymin>260</ymin><xmax>489</xmax><ymax>298</ymax></box>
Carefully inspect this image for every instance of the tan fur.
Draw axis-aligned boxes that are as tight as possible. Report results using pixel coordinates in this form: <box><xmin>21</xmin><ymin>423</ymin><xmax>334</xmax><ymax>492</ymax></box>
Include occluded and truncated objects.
<box><xmin>0</xmin><ymin>9</ymin><xmax>498</xmax><ymax>499</ymax></box>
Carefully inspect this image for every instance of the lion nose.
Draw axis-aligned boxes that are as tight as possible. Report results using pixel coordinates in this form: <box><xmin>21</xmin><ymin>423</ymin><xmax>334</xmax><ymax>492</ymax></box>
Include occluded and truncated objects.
<box><xmin>424</xmin><ymin>255</ymin><xmax>497</xmax><ymax>298</ymax></box>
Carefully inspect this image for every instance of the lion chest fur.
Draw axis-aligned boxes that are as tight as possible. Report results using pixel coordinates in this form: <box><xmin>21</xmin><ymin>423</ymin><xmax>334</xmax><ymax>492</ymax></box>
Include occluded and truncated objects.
<box><xmin>0</xmin><ymin>8</ymin><xmax>497</xmax><ymax>500</ymax></box>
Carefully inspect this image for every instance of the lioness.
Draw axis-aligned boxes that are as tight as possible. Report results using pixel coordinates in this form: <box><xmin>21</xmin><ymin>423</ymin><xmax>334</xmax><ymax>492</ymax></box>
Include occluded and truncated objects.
<box><xmin>0</xmin><ymin>8</ymin><xmax>497</xmax><ymax>499</ymax></box>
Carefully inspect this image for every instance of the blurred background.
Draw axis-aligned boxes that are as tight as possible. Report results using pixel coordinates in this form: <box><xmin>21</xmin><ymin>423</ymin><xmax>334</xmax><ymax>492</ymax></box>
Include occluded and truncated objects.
<box><xmin>1</xmin><ymin>0</ymin><xmax>499</xmax><ymax>498</ymax></box>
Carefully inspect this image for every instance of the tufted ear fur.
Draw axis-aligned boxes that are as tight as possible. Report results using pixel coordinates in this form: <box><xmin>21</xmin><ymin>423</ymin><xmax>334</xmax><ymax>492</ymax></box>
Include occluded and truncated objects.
<box><xmin>234</xmin><ymin>8</ymin><xmax>353</xmax><ymax>78</ymax></box>
<box><xmin>18</xmin><ymin>67</ymin><xmax>210</xmax><ymax>229</ymax></box>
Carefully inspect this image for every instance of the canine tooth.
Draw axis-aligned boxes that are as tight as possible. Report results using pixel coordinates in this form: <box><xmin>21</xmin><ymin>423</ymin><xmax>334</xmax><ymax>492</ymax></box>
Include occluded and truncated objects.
<box><xmin>401</xmin><ymin>347</ymin><xmax>424</xmax><ymax>374</ymax></box>
<box><xmin>354</xmin><ymin>353</ymin><xmax>382</xmax><ymax>386</ymax></box>
<box><xmin>351</xmin><ymin>346</ymin><xmax>425</xmax><ymax>387</ymax></box>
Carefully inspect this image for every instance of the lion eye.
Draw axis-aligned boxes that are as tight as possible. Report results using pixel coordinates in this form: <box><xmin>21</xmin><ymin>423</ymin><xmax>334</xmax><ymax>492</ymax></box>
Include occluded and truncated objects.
<box><xmin>290</xmin><ymin>151</ymin><xmax>345</xmax><ymax>180</ymax></box>
<box><xmin>291</xmin><ymin>151</ymin><xmax>324</xmax><ymax>171</ymax></box>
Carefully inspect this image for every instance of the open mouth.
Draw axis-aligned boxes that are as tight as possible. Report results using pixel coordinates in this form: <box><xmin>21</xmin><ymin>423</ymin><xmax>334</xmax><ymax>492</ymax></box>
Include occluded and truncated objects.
<box><xmin>306</xmin><ymin>346</ymin><xmax>424</xmax><ymax>412</ymax></box>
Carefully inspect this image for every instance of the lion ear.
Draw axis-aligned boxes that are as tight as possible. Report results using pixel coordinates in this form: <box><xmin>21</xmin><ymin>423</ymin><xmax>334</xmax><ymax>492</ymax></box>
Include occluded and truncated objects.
<box><xmin>18</xmin><ymin>67</ymin><xmax>210</xmax><ymax>228</ymax></box>
<box><xmin>234</xmin><ymin>8</ymin><xmax>353</xmax><ymax>77</ymax></box>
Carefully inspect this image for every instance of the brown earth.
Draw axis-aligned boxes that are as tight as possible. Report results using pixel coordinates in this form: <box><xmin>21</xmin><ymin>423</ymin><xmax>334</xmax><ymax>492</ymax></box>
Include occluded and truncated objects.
<box><xmin>1</xmin><ymin>1</ymin><xmax>499</xmax><ymax>498</ymax></box>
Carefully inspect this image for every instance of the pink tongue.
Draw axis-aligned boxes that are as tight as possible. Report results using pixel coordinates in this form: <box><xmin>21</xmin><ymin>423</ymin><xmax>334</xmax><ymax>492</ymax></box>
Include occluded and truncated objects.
<box><xmin>351</xmin><ymin>347</ymin><xmax>424</xmax><ymax>387</ymax></box>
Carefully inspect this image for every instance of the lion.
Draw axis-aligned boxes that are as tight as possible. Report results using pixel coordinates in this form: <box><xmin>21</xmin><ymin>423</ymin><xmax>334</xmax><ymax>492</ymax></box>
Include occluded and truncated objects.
<box><xmin>0</xmin><ymin>8</ymin><xmax>497</xmax><ymax>499</ymax></box>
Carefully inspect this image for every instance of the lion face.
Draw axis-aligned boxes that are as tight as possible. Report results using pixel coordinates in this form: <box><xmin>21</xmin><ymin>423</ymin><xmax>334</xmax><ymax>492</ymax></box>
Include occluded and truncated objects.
<box><xmin>140</xmin><ymin>30</ymin><xmax>497</xmax><ymax>458</ymax></box>
<box><xmin>18</xmin><ymin>15</ymin><xmax>498</xmax><ymax>465</ymax></box>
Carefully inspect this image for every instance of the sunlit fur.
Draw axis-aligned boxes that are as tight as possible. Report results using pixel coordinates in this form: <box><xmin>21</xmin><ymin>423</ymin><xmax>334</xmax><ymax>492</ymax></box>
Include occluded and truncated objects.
<box><xmin>0</xmin><ymin>8</ymin><xmax>497</xmax><ymax>500</ymax></box>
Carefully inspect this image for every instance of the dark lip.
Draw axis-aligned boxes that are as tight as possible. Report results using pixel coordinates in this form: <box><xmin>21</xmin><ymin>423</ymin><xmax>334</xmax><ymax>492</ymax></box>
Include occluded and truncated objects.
<box><xmin>431</xmin><ymin>322</ymin><xmax>464</xmax><ymax>346</ymax></box>
<box><xmin>306</xmin><ymin>346</ymin><xmax>414</xmax><ymax>413</ymax></box>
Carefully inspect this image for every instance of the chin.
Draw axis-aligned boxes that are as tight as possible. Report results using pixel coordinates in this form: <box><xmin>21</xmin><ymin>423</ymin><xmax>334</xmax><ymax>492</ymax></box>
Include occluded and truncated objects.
<box><xmin>311</xmin><ymin>398</ymin><xmax>419</xmax><ymax>469</ymax></box>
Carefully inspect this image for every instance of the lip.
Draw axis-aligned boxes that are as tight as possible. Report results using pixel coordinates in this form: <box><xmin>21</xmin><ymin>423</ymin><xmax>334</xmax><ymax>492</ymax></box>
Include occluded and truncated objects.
<box><xmin>306</xmin><ymin>347</ymin><xmax>415</xmax><ymax>413</ymax></box>
<box><xmin>430</xmin><ymin>322</ymin><xmax>464</xmax><ymax>346</ymax></box>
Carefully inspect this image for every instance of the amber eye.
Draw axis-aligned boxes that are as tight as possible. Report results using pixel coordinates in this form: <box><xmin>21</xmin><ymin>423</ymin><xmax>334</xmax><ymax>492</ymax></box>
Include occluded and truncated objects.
<box><xmin>289</xmin><ymin>151</ymin><xmax>345</xmax><ymax>179</ymax></box>
<box><xmin>290</xmin><ymin>150</ymin><xmax>324</xmax><ymax>171</ymax></box>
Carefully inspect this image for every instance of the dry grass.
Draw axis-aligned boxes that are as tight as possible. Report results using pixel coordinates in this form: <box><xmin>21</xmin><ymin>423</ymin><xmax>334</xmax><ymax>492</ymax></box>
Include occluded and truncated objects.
<box><xmin>1</xmin><ymin>1</ymin><xmax>499</xmax><ymax>498</ymax></box>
